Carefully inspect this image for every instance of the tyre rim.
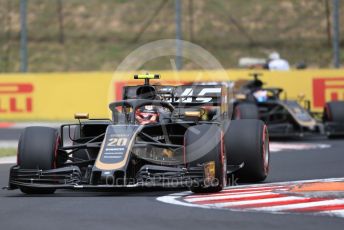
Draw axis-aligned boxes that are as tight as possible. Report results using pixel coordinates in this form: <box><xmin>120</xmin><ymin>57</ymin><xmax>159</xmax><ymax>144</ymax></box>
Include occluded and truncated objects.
<box><xmin>262</xmin><ymin>125</ymin><xmax>269</xmax><ymax>175</ymax></box>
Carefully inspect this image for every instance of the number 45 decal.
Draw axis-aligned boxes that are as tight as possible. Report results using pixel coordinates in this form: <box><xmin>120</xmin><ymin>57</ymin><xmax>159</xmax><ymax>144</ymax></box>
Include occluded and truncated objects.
<box><xmin>177</xmin><ymin>88</ymin><xmax>221</xmax><ymax>103</ymax></box>
<box><xmin>107</xmin><ymin>137</ymin><xmax>128</xmax><ymax>146</ymax></box>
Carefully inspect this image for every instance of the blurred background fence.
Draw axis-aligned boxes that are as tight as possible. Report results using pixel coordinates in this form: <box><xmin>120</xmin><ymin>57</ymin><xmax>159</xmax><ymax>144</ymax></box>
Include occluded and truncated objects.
<box><xmin>0</xmin><ymin>0</ymin><xmax>343</xmax><ymax>72</ymax></box>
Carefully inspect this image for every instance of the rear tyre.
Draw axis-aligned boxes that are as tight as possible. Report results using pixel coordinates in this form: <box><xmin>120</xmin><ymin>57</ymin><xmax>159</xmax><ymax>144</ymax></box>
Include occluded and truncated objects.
<box><xmin>17</xmin><ymin>127</ymin><xmax>59</xmax><ymax>194</ymax></box>
<box><xmin>323</xmin><ymin>101</ymin><xmax>344</xmax><ymax>123</ymax></box>
<box><xmin>234</xmin><ymin>103</ymin><xmax>259</xmax><ymax>119</ymax></box>
<box><xmin>185</xmin><ymin>124</ymin><xmax>225</xmax><ymax>193</ymax></box>
<box><xmin>224</xmin><ymin>120</ymin><xmax>269</xmax><ymax>182</ymax></box>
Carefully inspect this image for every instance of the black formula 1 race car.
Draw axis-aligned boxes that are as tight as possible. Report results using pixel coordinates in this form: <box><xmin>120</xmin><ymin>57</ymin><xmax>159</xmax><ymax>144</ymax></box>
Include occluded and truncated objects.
<box><xmin>7</xmin><ymin>74</ymin><xmax>270</xmax><ymax>194</ymax></box>
<box><xmin>232</xmin><ymin>73</ymin><xmax>344</xmax><ymax>138</ymax></box>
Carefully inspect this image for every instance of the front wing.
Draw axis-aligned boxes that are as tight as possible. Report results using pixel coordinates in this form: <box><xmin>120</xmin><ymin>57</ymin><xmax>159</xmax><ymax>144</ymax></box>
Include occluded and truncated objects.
<box><xmin>7</xmin><ymin>164</ymin><xmax>205</xmax><ymax>190</ymax></box>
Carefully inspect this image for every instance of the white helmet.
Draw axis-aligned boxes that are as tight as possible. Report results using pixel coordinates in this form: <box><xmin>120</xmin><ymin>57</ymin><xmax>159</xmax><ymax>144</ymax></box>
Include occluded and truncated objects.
<box><xmin>269</xmin><ymin>52</ymin><xmax>280</xmax><ymax>60</ymax></box>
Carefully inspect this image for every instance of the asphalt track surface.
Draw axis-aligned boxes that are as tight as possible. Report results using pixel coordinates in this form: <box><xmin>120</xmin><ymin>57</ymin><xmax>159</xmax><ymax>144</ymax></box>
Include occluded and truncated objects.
<box><xmin>1</xmin><ymin>128</ymin><xmax>344</xmax><ymax>230</ymax></box>
<box><xmin>0</xmin><ymin>129</ymin><xmax>21</xmax><ymax>141</ymax></box>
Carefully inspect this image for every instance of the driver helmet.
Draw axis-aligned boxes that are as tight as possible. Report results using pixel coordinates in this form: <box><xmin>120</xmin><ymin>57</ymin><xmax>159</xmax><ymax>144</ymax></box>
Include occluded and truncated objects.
<box><xmin>136</xmin><ymin>86</ymin><xmax>157</xmax><ymax>100</ymax></box>
<box><xmin>269</xmin><ymin>52</ymin><xmax>280</xmax><ymax>60</ymax></box>
<box><xmin>253</xmin><ymin>90</ymin><xmax>268</xmax><ymax>102</ymax></box>
<box><xmin>135</xmin><ymin>105</ymin><xmax>159</xmax><ymax>125</ymax></box>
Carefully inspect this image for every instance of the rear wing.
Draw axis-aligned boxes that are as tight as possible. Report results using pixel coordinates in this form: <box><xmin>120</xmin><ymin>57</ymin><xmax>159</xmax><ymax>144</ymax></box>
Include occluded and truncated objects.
<box><xmin>122</xmin><ymin>83</ymin><xmax>229</xmax><ymax>106</ymax></box>
<box><xmin>172</xmin><ymin>85</ymin><xmax>222</xmax><ymax>104</ymax></box>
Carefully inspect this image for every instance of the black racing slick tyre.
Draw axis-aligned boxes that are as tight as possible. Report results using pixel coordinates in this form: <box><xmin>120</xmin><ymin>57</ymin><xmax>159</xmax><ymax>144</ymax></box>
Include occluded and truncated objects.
<box><xmin>323</xmin><ymin>101</ymin><xmax>344</xmax><ymax>123</ymax></box>
<box><xmin>234</xmin><ymin>103</ymin><xmax>259</xmax><ymax>119</ymax></box>
<box><xmin>17</xmin><ymin>127</ymin><xmax>60</xmax><ymax>194</ymax></box>
<box><xmin>224</xmin><ymin>119</ymin><xmax>269</xmax><ymax>182</ymax></box>
<box><xmin>185</xmin><ymin>124</ymin><xmax>225</xmax><ymax>193</ymax></box>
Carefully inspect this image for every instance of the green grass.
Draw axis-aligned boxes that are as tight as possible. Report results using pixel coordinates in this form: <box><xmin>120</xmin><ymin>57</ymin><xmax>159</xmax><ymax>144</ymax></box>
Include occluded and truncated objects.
<box><xmin>0</xmin><ymin>148</ymin><xmax>16</xmax><ymax>157</ymax></box>
<box><xmin>0</xmin><ymin>0</ymin><xmax>343</xmax><ymax>72</ymax></box>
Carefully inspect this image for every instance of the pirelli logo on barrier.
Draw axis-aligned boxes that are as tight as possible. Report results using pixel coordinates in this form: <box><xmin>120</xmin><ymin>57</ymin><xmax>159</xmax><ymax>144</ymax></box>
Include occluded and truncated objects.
<box><xmin>0</xmin><ymin>83</ymin><xmax>34</xmax><ymax>114</ymax></box>
<box><xmin>313</xmin><ymin>77</ymin><xmax>344</xmax><ymax>109</ymax></box>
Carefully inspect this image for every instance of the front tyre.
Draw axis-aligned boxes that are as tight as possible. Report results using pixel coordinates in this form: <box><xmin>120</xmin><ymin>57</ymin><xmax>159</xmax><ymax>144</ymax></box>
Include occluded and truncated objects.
<box><xmin>323</xmin><ymin>101</ymin><xmax>344</xmax><ymax>138</ymax></box>
<box><xmin>17</xmin><ymin>127</ymin><xmax>60</xmax><ymax>194</ymax></box>
<box><xmin>185</xmin><ymin>124</ymin><xmax>225</xmax><ymax>193</ymax></box>
<box><xmin>323</xmin><ymin>101</ymin><xmax>344</xmax><ymax>123</ymax></box>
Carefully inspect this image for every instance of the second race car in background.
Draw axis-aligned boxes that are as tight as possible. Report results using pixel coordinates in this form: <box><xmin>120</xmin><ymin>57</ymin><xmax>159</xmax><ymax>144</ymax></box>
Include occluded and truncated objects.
<box><xmin>231</xmin><ymin>73</ymin><xmax>344</xmax><ymax>138</ymax></box>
